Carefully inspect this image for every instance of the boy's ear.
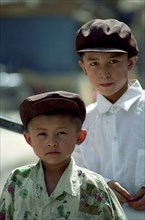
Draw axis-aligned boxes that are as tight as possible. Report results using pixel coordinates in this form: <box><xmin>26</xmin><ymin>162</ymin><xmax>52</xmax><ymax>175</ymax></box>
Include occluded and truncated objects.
<box><xmin>77</xmin><ymin>130</ymin><xmax>87</xmax><ymax>145</ymax></box>
<box><xmin>24</xmin><ymin>132</ymin><xmax>31</xmax><ymax>146</ymax></box>
<box><xmin>128</xmin><ymin>56</ymin><xmax>137</xmax><ymax>70</ymax></box>
<box><xmin>79</xmin><ymin>60</ymin><xmax>88</xmax><ymax>75</ymax></box>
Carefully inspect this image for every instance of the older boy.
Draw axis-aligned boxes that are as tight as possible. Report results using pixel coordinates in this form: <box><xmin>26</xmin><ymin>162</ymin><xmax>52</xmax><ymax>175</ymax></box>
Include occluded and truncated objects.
<box><xmin>73</xmin><ymin>18</ymin><xmax>145</xmax><ymax>219</ymax></box>
<box><xmin>0</xmin><ymin>91</ymin><xmax>126</xmax><ymax>219</ymax></box>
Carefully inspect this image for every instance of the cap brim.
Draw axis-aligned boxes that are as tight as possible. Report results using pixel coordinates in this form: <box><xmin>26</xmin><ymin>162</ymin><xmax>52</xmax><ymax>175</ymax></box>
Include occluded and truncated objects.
<box><xmin>77</xmin><ymin>48</ymin><xmax>128</xmax><ymax>53</ymax></box>
<box><xmin>24</xmin><ymin>98</ymin><xmax>82</xmax><ymax>125</ymax></box>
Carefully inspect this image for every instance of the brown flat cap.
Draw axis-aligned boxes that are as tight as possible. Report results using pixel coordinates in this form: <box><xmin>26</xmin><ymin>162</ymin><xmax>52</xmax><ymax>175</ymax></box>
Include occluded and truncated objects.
<box><xmin>76</xmin><ymin>19</ymin><xmax>138</xmax><ymax>58</ymax></box>
<box><xmin>19</xmin><ymin>91</ymin><xmax>86</xmax><ymax>127</ymax></box>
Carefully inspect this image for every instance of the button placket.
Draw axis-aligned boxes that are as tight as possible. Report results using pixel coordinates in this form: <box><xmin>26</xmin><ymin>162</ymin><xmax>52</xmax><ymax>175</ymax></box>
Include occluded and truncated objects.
<box><xmin>111</xmin><ymin>113</ymin><xmax>120</xmax><ymax>178</ymax></box>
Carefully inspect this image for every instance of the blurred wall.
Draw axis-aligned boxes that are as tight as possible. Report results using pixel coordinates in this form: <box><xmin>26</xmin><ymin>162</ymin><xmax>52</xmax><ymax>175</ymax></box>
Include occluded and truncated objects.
<box><xmin>0</xmin><ymin>16</ymin><xmax>79</xmax><ymax>74</ymax></box>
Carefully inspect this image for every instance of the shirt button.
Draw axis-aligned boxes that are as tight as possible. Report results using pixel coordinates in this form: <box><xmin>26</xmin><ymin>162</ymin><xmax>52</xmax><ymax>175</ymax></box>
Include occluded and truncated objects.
<box><xmin>110</xmin><ymin>106</ymin><xmax>119</xmax><ymax>113</ymax></box>
<box><xmin>113</xmin><ymin>137</ymin><xmax>118</xmax><ymax>141</ymax></box>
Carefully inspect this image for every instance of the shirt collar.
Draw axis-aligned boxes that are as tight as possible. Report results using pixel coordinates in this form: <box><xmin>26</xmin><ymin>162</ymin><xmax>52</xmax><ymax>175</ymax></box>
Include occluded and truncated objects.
<box><xmin>52</xmin><ymin>158</ymin><xmax>79</xmax><ymax>198</ymax></box>
<box><xmin>30</xmin><ymin>158</ymin><xmax>79</xmax><ymax>198</ymax></box>
<box><xmin>97</xmin><ymin>80</ymin><xmax>142</xmax><ymax>114</ymax></box>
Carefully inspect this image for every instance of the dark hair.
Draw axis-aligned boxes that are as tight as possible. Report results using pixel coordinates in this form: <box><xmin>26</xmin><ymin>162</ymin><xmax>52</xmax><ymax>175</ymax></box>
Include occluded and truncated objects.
<box><xmin>25</xmin><ymin>109</ymin><xmax>82</xmax><ymax>132</ymax></box>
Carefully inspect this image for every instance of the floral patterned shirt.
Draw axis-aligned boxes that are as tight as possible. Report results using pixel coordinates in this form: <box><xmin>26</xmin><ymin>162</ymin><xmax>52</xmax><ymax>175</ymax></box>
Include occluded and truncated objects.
<box><xmin>0</xmin><ymin>158</ymin><xmax>127</xmax><ymax>220</ymax></box>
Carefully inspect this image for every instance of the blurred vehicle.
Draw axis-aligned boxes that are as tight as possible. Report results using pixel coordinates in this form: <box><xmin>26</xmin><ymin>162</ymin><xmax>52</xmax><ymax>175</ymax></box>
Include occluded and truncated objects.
<box><xmin>0</xmin><ymin>68</ymin><xmax>34</xmax><ymax>112</ymax></box>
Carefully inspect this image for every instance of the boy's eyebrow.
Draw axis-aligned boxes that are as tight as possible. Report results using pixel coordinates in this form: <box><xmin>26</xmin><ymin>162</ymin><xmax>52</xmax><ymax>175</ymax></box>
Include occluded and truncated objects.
<box><xmin>35</xmin><ymin>125</ymin><xmax>69</xmax><ymax>130</ymax></box>
<box><xmin>108</xmin><ymin>53</ymin><xmax>122</xmax><ymax>58</ymax></box>
<box><xmin>34</xmin><ymin>128</ymin><xmax>47</xmax><ymax>131</ymax></box>
<box><xmin>86</xmin><ymin>57</ymin><xmax>99</xmax><ymax>61</ymax></box>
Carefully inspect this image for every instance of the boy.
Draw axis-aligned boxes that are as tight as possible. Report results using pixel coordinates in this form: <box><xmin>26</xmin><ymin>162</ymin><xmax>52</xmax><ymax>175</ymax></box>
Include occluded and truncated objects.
<box><xmin>0</xmin><ymin>91</ymin><xmax>127</xmax><ymax>219</ymax></box>
<box><xmin>73</xmin><ymin>18</ymin><xmax>145</xmax><ymax>219</ymax></box>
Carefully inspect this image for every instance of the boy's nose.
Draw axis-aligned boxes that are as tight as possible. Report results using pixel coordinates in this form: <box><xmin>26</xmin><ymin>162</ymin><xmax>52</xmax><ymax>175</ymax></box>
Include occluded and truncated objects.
<box><xmin>100</xmin><ymin>71</ymin><xmax>111</xmax><ymax>79</ymax></box>
<box><xmin>100</xmin><ymin>67</ymin><xmax>111</xmax><ymax>79</ymax></box>
<box><xmin>47</xmin><ymin>137</ymin><xmax>58</xmax><ymax>147</ymax></box>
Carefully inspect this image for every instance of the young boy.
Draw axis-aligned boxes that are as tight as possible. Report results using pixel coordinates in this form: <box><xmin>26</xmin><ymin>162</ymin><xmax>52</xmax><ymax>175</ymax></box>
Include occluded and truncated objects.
<box><xmin>73</xmin><ymin>18</ymin><xmax>145</xmax><ymax>219</ymax></box>
<box><xmin>0</xmin><ymin>91</ymin><xmax>127</xmax><ymax>219</ymax></box>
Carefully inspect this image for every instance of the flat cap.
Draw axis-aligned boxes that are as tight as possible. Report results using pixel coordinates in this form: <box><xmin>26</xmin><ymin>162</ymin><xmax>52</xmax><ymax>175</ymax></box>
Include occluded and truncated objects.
<box><xmin>19</xmin><ymin>91</ymin><xmax>86</xmax><ymax>127</ymax></box>
<box><xmin>76</xmin><ymin>18</ymin><xmax>138</xmax><ymax>58</ymax></box>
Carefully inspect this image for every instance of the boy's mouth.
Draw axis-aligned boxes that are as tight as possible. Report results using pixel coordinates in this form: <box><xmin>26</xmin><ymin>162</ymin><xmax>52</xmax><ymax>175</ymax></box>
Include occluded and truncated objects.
<box><xmin>100</xmin><ymin>83</ymin><xmax>113</xmax><ymax>87</ymax></box>
<box><xmin>46</xmin><ymin>152</ymin><xmax>60</xmax><ymax>155</ymax></box>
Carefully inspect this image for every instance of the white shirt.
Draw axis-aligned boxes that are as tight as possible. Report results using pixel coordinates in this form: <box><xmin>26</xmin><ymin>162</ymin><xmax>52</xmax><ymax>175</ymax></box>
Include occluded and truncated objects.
<box><xmin>73</xmin><ymin>80</ymin><xmax>145</xmax><ymax>219</ymax></box>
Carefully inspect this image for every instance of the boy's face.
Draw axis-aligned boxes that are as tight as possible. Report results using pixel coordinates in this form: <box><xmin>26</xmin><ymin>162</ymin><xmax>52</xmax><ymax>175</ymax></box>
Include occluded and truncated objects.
<box><xmin>79</xmin><ymin>52</ymin><xmax>136</xmax><ymax>103</ymax></box>
<box><xmin>24</xmin><ymin>114</ymin><xmax>86</xmax><ymax>167</ymax></box>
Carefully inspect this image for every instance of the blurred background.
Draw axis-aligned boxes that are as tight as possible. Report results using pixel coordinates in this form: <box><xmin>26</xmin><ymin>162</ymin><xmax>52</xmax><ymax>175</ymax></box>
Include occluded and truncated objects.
<box><xmin>0</xmin><ymin>0</ymin><xmax>145</xmax><ymax>193</ymax></box>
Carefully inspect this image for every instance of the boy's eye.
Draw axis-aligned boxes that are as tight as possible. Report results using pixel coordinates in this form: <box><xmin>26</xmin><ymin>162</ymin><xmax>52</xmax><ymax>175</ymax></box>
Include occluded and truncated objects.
<box><xmin>90</xmin><ymin>61</ymin><xmax>98</xmax><ymax>66</ymax></box>
<box><xmin>38</xmin><ymin>132</ymin><xmax>46</xmax><ymax>136</ymax></box>
<box><xmin>58</xmin><ymin>131</ymin><xmax>66</xmax><ymax>136</ymax></box>
<box><xmin>109</xmin><ymin>59</ymin><xmax>119</xmax><ymax>64</ymax></box>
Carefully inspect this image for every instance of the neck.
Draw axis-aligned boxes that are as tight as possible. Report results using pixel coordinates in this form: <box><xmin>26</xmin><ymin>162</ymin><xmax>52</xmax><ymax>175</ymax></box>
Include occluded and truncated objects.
<box><xmin>42</xmin><ymin>158</ymin><xmax>71</xmax><ymax>175</ymax></box>
<box><xmin>42</xmin><ymin>158</ymin><xmax>71</xmax><ymax>195</ymax></box>
<box><xmin>106</xmin><ymin>81</ymin><xmax>128</xmax><ymax>103</ymax></box>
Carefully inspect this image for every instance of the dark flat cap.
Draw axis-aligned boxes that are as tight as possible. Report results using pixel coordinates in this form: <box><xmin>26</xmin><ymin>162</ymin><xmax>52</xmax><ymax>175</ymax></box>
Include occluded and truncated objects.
<box><xmin>76</xmin><ymin>19</ymin><xmax>138</xmax><ymax>58</ymax></box>
<box><xmin>19</xmin><ymin>91</ymin><xmax>86</xmax><ymax>127</ymax></box>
